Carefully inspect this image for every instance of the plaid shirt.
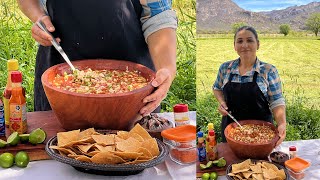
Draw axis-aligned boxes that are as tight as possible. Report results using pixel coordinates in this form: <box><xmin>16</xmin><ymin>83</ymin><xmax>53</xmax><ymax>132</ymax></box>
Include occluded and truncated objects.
<box><xmin>41</xmin><ymin>0</ymin><xmax>177</xmax><ymax>42</ymax></box>
<box><xmin>213</xmin><ymin>58</ymin><xmax>285</xmax><ymax>110</ymax></box>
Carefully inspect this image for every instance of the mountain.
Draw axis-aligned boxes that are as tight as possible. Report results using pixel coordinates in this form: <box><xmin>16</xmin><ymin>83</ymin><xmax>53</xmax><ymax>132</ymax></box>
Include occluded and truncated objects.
<box><xmin>197</xmin><ymin>0</ymin><xmax>320</xmax><ymax>33</ymax></box>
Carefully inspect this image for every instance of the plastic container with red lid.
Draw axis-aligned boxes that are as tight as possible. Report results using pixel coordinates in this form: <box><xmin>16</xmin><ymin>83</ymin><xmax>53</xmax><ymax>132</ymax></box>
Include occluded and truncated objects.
<box><xmin>161</xmin><ymin>125</ymin><xmax>196</xmax><ymax>165</ymax></box>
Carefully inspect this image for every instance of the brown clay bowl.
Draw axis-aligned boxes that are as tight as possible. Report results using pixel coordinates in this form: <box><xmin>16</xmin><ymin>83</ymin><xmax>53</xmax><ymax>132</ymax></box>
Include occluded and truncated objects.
<box><xmin>41</xmin><ymin>59</ymin><xmax>155</xmax><ymax>130</ymax></box>
<box><xmin>224</xmin><ymin>120</ymin><xmax>279</xmax><ymax>159</ymax></box>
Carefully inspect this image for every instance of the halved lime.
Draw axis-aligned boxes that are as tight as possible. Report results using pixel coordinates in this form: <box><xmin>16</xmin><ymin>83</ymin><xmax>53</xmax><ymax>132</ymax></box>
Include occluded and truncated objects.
<box><xmin>7</xmin><ymin>132</ymin><xmax>20</xmax><ymax>146</ymax></box>
<box><xmin>29</xmin><ymin>128</ymin><xmax>46</xmax><ymax>145</ymax></box>
<box><xmin>0</xmin><ymin>139</ymin><xmax>7</xmax><ymax>148</ymax></box>
<box><xmin>199</xmin><ymin>163</ymin><xmax>207</xmax><ymax>170</ymax></box>
<box><xmin>206</xmin><ymin>161</ymin><xmax>213</xmax><ymax>168</ymax></box>
<box><xmin>15</xmin><ymin>151</ymin><xmax>29</xmax><ymax>168</ymax></box>
<box><xmin>19</xmin><ymin>134</ymin><xmax>30</xmax><ymax>143</ymax></box>
<box><xmin>0</xmin><ymin>152</ymin><xmax>14</xmax><ymax>168</ymax></box>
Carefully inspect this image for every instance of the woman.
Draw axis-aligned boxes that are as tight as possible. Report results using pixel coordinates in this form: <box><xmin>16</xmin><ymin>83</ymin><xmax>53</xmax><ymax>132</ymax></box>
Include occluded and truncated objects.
<box><xmin>213</xmin><ymin>26</ymin><xmax>286</xmax><ymax>146</ymax></box>
<box><xmin>17</xmin><ymin>0</ymin><xmax>177</xmax><ymax>116</ymax></box>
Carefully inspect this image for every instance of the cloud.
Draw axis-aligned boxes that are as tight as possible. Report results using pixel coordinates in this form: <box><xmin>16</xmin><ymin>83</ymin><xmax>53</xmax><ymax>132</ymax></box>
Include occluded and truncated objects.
<box><xmin>233</xmin><ymin>0</ymin><xmax>320</xmax><ymax>12</ymax></box>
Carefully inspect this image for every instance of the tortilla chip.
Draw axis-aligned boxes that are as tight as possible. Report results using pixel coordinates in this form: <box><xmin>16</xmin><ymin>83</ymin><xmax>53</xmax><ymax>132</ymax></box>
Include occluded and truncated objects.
<box><xmin>91</xmin><ymin>152</ymin><xmax>126</xmax><ymax>164</ymax></box>
<box><xmin>57</xmin><ymin>129</ymin><xmax>80</xmax><ymax>147</ymax></box>
<box><xmin>76</xmin><ymin>144</ymin><xmax>94</xmax><ymax>153</ymax></box>
<box><xmin>112</xmin><ymin>151</ymin><xmax>143</xmax><ymax>160</ymax></box>
<box><xmin>116</xmin><ymin>137</ymin><xmax>141</xmax><ymax>152</ymax></box>
<box><xmin>129</xmin><ymin>123</ymin><xmax>152</xmax><ymax>140</ymax></box>
<box><xmin>78</xmin><ymin>128</ymin><xmax>96</xmax><ymax>140</ymax></box>
<box><xmin>117</xmin><ymin>131</ymin><xmax>130</xmax><ymax>140</ymax></box>
<box><xmin>94</xmin><ymin>144</ymin><xmax>114</xmax><ymax>152</ymax></box>
<box><xmin>141</xmin><ymin>138</ymin><xmax>159</xmax><ymax>157</ymax></box>
<box><xmin>92</xmin><ymin>134</ymin><xmax>115</xmax><ymax>145</ymax></box>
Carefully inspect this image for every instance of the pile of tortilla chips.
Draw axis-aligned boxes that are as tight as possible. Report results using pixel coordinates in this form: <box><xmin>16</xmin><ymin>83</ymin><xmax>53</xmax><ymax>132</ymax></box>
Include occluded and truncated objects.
<box><xmin>228</xmin><ymin>159</ymin><xmax>286</xmax><ymax>180</ymax></box>
<box><xmin>50</xmin><ymin>124</ymin><xmax>160</xmax><ymax>165</ymax></box>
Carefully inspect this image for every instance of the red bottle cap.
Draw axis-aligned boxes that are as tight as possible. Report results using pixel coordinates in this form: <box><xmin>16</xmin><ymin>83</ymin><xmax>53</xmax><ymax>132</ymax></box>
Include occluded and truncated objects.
<box><xmin>173</xmin><ymin>104</ymin><xmax>188</xmax><ymax>112</ymax></box>
<box><xmin>209</xmin><ymin>130</ymin><xmax>215</xmax><ymax>136</ymax></box>
<box><xmin>289</xmin><ymin>146</ymin><xmax>296</xmax><ymax>151</ymax></box>
<box><xmin>11</xmin><ymin>71</ymin><xmax>22</xmax><ymax>83</ymax></box>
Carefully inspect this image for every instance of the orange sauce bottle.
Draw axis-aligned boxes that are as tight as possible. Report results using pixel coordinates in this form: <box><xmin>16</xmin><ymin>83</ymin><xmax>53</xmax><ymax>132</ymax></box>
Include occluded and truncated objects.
<box><xmin>9</xmin><ymin>71</ymin><xmax>27</xmax><ymax>134</ymax></box>
<box><xmin>206</xmin><ymin>130</ymin><xmax>218</xmax><ymax>161</ymax></box>
<box><xmin>3</xmin><ymin>59</ymin><xmax>19</xmax><ymax>127</ymax></box>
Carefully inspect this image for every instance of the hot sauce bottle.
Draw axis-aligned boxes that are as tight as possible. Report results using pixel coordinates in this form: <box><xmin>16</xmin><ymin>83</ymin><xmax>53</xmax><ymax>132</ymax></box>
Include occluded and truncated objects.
<box><xmin>3</xmin><ymin>59</ymin><xmax>19</xmax><ymax>127</ymax></box>
<box><xmin>206</xmin><ymin>130</ymin><xmax>218</xmax><ymax>161</ymax></box>
<box><xmin>9</xmin><ymin>71</ymin><xmax>27</xmax><ymax>134</ymax></box>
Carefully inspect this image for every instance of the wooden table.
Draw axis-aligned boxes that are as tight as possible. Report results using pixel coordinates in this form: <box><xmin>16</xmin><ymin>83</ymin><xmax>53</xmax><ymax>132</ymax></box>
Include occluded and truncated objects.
<box><xmin>0</xmin><ymin>111</ymin><xmax>197</xmax><ymax>180</ymax></box>
<box><xmin>1</xmin><ymin>111</ymin><xmax>66</xmax><ymax>161</ymax></box>
<box><xmin>197</xmin><ymin>140</ymin><xmax>320</xmax><ymax>180</ymax></box>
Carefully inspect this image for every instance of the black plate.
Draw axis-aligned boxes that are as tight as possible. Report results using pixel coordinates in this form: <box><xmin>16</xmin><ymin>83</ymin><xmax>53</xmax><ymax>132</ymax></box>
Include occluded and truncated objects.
<box><xmin>45</xmin><ymin>131</ymin><xmax>168</xmax><ymax>176</ymax></box>
<box><xmin>226</xmin><ymin>159</ymin><xmax>290</xmax><ymax>180</ymax></box>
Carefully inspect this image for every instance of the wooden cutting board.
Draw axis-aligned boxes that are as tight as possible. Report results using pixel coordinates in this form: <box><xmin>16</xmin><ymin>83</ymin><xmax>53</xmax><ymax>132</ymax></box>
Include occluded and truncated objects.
<box><xmin>0</xmin><ymin>111</ymin><xmax>65</xmax><ymax>161</ymax></box>
<box><xmin>196</xmin><ymin>143</ymin><xmax>241</xmax><ymax>177</ymax></box>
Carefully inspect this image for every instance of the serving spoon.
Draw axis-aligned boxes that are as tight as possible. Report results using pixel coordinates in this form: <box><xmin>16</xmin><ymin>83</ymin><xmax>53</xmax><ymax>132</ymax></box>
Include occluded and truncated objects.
<box><xmin>221</xmin><ymin>105</ymin><xmax>243</xmax><ymax>129</ymax></box>
<box><xmin>36</xmin><ymin>20</ymin><xmax>76</xmax><ymax>72</ymax></box>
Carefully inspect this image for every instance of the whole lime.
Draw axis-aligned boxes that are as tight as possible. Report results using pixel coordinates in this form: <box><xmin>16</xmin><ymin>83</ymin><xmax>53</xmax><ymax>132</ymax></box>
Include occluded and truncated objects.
<box><xmin>210</xmin><ymin>172</ymin><xmax>218</xmax><ymax>180</ymax></box>
<box><xmin>15</xmin><ymin>151</ymin><xmax>30</xmax><ymax>168</ymax></box>
<box><xmin>0</xmin><ymin>152</ymin><xmax>14</xmax><ymax>168</ymax></box>
<box><xmin>202</xmin><ymin>173</ymin><xmax>210</xmax><ymax>180</ymax></box>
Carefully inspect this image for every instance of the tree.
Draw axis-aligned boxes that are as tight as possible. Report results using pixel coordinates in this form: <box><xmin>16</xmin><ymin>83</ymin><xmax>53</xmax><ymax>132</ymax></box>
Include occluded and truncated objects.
<box><xmin>280</xmin><ymin>24</ymin><xmax>290</xmax><ymax>36</ymax></box>
<box><xmin>306</xmin><ymin>13</ymin><xmax>320</xmax><ymax>36</ymax></box>
<box><xmin>232</xmin><ymin>22</ymin><xmax>247</xmax><ymax>34</ymax></box>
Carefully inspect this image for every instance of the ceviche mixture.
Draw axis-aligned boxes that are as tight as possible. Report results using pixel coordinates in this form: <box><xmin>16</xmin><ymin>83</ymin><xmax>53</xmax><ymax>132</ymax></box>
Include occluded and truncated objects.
<box><xmin>52</xmin><ymin>68</ymin><xmax>149</xmax><ymax>94</ymax></box>
<box><xmin>229</xmin><ymin>124</ymin><xmax>276</xmax><ymax>143</ymax></box>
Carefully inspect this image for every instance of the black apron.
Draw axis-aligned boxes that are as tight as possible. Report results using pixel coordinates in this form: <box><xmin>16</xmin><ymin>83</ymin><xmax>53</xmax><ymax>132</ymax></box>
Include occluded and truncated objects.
<box><xmin>34</xmin><ymin>0</ymin><xmax>154</xmax><ymax>111</ymax></box>
<box><xmin>221</xmin><ymin>71</ymin><xmax>273</xmax><ymax>142</ymax></box>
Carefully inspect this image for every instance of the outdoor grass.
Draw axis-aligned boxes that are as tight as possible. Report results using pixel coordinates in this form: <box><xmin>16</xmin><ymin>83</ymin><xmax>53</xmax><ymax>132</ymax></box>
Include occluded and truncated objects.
<box><xmin>0</xmin><ymin>0</ymin><xmax>196</xmax><ymax>112</ymax></box>
<box><xmin>197</xmin><ymin>36</ymin><xmax>320</xmax><ymax>141</ymax></box>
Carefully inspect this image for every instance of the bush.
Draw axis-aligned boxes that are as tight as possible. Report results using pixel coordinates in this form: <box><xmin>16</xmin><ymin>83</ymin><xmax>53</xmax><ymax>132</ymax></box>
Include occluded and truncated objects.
<box><xmin>280</xmin><ymin>24</ymin><xmax>290</xmax><ymax>36</ymax></box>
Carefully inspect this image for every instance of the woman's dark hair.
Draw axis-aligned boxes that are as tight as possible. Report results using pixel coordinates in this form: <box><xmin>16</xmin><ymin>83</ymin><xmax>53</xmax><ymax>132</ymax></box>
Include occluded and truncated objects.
<box><xmin>234</xmin><ymin>26</ymin><xmax>259</xmax><ymax>42</ymax></box>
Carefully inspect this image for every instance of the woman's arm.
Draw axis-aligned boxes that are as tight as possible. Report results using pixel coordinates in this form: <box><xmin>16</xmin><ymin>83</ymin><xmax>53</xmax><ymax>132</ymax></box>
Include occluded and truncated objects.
<box><xmin>17</xmin><ymin>0</ymin><xmax>59</xmax><ymax>46</ymax></box>
<box><xmin>17</xmin><ymin>0</ymin><xmax>44</xmax><ymax>23</ymax></box>
<box><xmin>213</xmin><ymin>89</ymin><xmax>228</xmax><ymax>116</ymax></box>
<box><xmin>272</xmin><ymin>105</ymin><xmax>286</xmax><ymax>146</ymax></box>
<box><xmin>140</xmin><ymin>28</ymin><xmax>177</xmax><ymax>116</ymax></box>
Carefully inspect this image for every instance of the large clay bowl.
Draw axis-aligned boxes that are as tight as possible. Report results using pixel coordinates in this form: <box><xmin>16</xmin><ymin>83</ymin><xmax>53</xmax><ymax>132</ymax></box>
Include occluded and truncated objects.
<box><xmin>41</xmin><ymin>59</ymin><xmax>155</xmax><ymax>130</ymax></box>
<box><xmin>225</xmin><ymin>120</ymin><xmax>279</xmax><ymax>159</ymax></box>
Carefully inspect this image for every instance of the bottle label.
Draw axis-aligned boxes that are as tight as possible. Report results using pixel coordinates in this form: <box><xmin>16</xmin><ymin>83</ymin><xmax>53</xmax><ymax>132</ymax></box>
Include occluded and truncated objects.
<box><xmin>174</xmin><ymin>112</ymin><xmax>190</xmax><ymax>127</ymax></box>
<box><xmin>0</xmin><ymin>101</ymin><xmax>5</xmax><ymax>136</ymax></box>
<box><xmin>9</xmin><ymin>103</ymin><xmax>27</xmax><ymax>134</ymax></box>
<box><xmin>198</xmin><ymin>147</ymin><xmax>206</xmax><ymax>162</ymax></box>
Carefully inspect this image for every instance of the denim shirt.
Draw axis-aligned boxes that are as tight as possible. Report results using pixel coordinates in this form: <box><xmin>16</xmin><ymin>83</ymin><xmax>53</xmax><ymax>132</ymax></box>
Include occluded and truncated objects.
<box><xmin>40</xmin><ymin>0</ymin><xmax>177</xmax><ymax>43</ymax></box>
<box><xmin>213</xmin><ymin>58</ymin><xmax>285</xmax><ymax>110</ymax></box>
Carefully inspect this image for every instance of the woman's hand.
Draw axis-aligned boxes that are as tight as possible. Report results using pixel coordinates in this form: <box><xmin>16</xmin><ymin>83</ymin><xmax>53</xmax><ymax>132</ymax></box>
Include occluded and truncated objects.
<box><xmin>276</xmin><ymin>123</ymin><xmax>286</xmax><ymax>147</ymax></box>
<box><xmin>140</xmin><ymin>68</ymin><xmax>173</xmax><ymax>116</ymax></box>
<box><xmin>218</xmin><ymin>102</ymin><xmax>229</xmax><ymax>116</ymax></box>
<box><xmin>31</xmin><ymin>15</ymin><xmax>60</xmax><ymax>46</ymax></box>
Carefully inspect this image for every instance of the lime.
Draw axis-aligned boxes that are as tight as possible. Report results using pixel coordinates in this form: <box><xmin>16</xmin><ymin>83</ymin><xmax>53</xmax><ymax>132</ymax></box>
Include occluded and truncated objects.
<box><xmin>0</xmin><ymin>139</ymin><xmax>7</xmax><ymax>148</ymax></box>
<box><xmin>19</xmin><ymin>134</ymin><xmax>30</xmax><ymax>143</ymax></box>
<box><xmin>206</xmin><ymin>161</ymin><xmax>213</xmax><ymax>168</ymax></box>
<box><xmin>199</xmin><ymin>163</ymin><xmax>207</xmax><ymax>170</ymax></box>
<box><xmin>15</xmin><ymin>151</ymin><xmax>29</xmax><ymax>168</ymax></box>
<box><xmin>29</xmin><ymin>128</ymin><xmax>46</xmax><ymax>145</ymax></box>
<box><xmin>210</xmin><ymin>172</ymin><xmax>218</xmax><ymax>180</ymax></box>
<box><xmin>217</xmin><ymin>157</ymin><xmax>226</xmax><ymax>167</ymax></box>
<box><xmin>202</xmin><ymin>173</ymin><xmax>210</xmax><ymax>180</ymax></box>
<box><xmin>7</xmin><ymin>132</ymin><xmax>20</xmax><ymax>146</ymax></box>
<box><xmin>0</xmin><ymin>152</ymin><xmax>14</xmax><ymax>168</ymax></box>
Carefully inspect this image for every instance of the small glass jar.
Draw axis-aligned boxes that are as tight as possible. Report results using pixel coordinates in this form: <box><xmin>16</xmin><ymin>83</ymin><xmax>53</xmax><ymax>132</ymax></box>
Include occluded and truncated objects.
<box><xmin>289</xmin><ymin>146</ymin><xmax>297</xmax><ymax>159</ymax></box>
<box><xmin>173</xmin><ymin>104</ymin><xmax>189</xmax><ymax>127</ymax></box>
<box><xmin>161</xmin><ymin>125</ymin><xmax>196</xmax><ymax>165</ymax></box>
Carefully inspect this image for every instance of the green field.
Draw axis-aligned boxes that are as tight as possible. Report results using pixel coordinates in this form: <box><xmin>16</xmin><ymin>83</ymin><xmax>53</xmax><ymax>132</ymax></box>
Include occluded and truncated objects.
<box><xmin>197</xmin><ymin>36</ymin><xmax>320</xmax><ymax>141</ymax></box>
<box><xmin>0</xmin><ymin>0</ymin><xmax>196</xmax><ymax>112</ymax></box>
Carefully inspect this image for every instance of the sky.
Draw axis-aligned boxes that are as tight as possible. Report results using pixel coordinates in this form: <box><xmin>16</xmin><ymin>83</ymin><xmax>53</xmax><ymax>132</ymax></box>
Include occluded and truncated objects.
<box><xmin>232</xmin><ymin>0</ymin><xmax>320</xmax><ymax>12</ymax></box>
